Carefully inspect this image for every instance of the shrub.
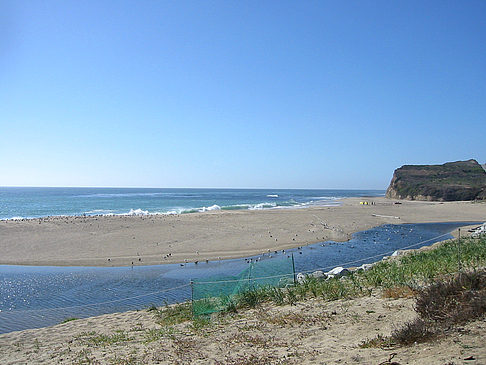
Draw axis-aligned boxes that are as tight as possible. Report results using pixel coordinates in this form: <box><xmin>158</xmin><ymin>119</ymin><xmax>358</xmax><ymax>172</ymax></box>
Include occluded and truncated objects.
<box><xmin>390</xmin><ymin>269</ymin><xmax>486</xmax><ymax>345</ymax></box>
<box><xmin>391</xmin><ymin>318</ymin><xmax>435</xmax><ymax>345</ymax></box>
<box><xmin>414</xmin><ymin>270</ymin><xmax>486</xmax><ymax>325</ymax></box>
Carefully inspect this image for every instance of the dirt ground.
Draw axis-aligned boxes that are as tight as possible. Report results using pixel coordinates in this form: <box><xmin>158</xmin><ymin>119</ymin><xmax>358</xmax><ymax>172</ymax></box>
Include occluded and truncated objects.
<box><xmin>1</xmin><ymin>292</ymin><xmax>485</xmax><ymax>364</ymax></box>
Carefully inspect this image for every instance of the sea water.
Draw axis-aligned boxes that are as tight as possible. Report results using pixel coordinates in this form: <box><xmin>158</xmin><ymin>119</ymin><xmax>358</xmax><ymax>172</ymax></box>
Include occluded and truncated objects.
<box><xmin>0</xmin><ymin>187</ymin><xmax>385</xmax><ymax>220</ymax></box>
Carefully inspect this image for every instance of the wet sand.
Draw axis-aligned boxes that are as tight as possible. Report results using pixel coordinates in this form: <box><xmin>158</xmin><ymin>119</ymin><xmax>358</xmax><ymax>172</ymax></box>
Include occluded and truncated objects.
<box><xmin>0</xmin><ymin>197</ymin><xmax>484</xmax><ymax>267</ymax></box>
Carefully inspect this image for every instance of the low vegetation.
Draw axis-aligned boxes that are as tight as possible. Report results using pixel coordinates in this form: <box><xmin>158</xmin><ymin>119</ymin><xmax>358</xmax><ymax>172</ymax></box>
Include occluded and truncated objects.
<box><xmin>362</xmin><ymin>269</ymin><xmax>486</xmax><ymax>348</ymax></box>
<box><xmin>143</xmin><ymin>327</ymin><xmax>176</xmax><ymax>343</ymax></box>
<box><xmin>199</xmin><ymin>235</ymin><xmax>486</xmax><ymax>313</ymax></box>
<box><xmin>187</xmin><ymin>235</ymin><xmax>486</xmax><ymax>346</ymax></box>
<box><xmin>75</xmin><ymin>330</ymin><xmax>132</xmax><ymax>346</ymax></box>
<box><xmin>153</xmin><ymin>302</ymin><xmax>192</xmax><ymax>326</ymax></box>
<box><xmin>66</xmin><ymin>234</ymin><xmax>486</xmax><ymax>358</ymax></box>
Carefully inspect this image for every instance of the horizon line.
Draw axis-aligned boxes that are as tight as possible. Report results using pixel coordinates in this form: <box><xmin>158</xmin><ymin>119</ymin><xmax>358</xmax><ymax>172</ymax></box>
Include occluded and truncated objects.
<box><xmin>0</xmin><ymin>185</ymin><xmax>387</xmax><ymax>191</ymax></box>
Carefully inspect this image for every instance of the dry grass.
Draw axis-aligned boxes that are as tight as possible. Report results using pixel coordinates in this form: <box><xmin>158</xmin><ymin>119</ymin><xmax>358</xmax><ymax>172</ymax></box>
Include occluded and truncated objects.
<box><xmin>382</xmin><ymin>286</ymin><xmax>417</xmax><ymax>299</ymax></box>
<box><xmin>259</xmin><ymin>311</ymin><xmax>330</xmax><ymax>327</ymax></box>
<box><xmin>366</xmin><ymin>269</ymin><xmax>486</xmax><ymax>347</ymax></box>
<box><xmin>414</xmin><ymin>270</ymin><xmax>486</xmax><ymax>325</ymax></box>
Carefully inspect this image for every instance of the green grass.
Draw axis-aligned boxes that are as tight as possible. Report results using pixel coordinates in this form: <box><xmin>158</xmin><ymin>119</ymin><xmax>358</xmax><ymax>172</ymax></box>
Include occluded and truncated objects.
<box><xmin>76</xmin><ymin>330</ymin><xmax>132</xmax><ymax>346</ymax></box>
<box><xmin>358</xmin><ymin>235</ymin><xmax>486</xmax><ymax>290</ymax></box>
<box><xmin>154</xmin><ymin>302</ymin><xmax>193</xmax><ymax>326</ymax></box>
<box><xmin>143</xmin><ymin>327</ymin><xmax>176</xmax><ymax>343</ymax></box>
<box><xmin>60</xmin><ymin>317</ymin><xmax>79</xmax><ymax>324</ymax></box>
<box><xmin>190</xmin><ymin>315</ymin><xmax>212</xmax><ymax>332</ymax></box>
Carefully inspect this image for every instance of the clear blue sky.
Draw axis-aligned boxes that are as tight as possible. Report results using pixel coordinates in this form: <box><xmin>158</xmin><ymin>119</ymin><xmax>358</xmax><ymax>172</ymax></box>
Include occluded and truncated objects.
<box><xmin>1</xmin><ymin>1</ymin><xmax>485</xmax><ymax>189</ymax></box>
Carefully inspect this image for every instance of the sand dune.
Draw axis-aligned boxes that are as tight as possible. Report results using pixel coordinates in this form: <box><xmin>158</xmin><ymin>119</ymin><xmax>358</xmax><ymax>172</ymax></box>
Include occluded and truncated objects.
<box><xmin>0</xmin><ymin>292</ymin><xmax>484</xmax><ymax>364</ymax></box>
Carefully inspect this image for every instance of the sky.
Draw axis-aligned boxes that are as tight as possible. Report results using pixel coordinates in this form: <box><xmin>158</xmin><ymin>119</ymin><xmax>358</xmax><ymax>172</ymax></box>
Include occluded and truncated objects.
<box><xmin>1</xmin><ymin>1</ymin><xmax>485</xmax><ymax>189</ymax></box>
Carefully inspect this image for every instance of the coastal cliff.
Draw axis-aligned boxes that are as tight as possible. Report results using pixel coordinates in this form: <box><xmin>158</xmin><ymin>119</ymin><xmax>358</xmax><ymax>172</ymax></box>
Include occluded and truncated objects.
<box><xmin>386</xmin><ymin>159</ymin><xmax>486</xmax><ymax>201</ymax></box>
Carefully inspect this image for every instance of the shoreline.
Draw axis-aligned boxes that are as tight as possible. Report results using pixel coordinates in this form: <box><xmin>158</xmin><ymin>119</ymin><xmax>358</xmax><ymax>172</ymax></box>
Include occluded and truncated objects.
<box><xmin>1</xmin><ymin>197</ymin><xmax>485</xmax><ymax>267</ymax></box>
<box><xmin>0</xmin><ymin>201</ymin><xmax>344</xmax><ymax>222</ymax></box>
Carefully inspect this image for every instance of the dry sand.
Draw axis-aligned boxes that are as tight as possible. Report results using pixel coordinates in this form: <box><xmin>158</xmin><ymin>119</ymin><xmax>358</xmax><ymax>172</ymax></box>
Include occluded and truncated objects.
<box><xmin>1</xmin><ymin>292</ymin><xmax>485</xmax><ymax>364</ymax></box>
<box><xmin>0</xmin><ymin>197</ymin><xmax>485</xmax><ymax>267</ymax></box>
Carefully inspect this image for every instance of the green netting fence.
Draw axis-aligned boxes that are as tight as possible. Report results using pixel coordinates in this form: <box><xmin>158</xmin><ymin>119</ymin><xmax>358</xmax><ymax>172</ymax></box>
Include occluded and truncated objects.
<box><xmin>191</xmin><ymin>254</ymin><xmax>295</xmax><ymax>316</ymax></box>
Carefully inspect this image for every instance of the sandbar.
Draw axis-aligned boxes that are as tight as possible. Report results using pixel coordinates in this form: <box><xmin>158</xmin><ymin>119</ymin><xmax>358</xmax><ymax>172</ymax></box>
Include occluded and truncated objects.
<box><xmin>0</xmin><ymin>197</ymin><xmax>484</xmax><ymax>267</ymax></box>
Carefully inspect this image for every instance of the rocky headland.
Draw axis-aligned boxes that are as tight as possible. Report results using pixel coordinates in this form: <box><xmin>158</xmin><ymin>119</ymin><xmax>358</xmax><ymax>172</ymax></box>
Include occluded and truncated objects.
<box><xmin>386</xmin><ymin>159</ymin><xmax>486</xmax><ymax>201</ymax></box>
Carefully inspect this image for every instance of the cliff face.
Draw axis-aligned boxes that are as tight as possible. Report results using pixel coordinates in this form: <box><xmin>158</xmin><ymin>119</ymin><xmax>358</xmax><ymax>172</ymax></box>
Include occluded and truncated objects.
<box><xmin>386</xmin><ymin>159</ymin><xmax>486</xmax><ymax>201</ymax></box>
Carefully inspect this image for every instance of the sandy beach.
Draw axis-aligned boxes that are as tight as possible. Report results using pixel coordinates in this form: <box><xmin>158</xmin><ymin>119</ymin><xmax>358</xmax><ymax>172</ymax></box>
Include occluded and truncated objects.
<box><xmin>1</xmin><ymin>197</ymin><xmax>485</xmax><ymax>267</ymax></box>
<box><xmin>1</xmin><ymin>291</ymin><xmax>485</xmax><ymax>364</ymax></box>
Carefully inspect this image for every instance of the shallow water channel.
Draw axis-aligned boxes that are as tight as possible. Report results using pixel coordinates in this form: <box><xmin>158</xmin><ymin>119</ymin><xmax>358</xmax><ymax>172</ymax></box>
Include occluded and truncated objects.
<box><xmin>0</xmin><ymin>222</ymin><xmax>476</xmax><ymax>334</ymax></box>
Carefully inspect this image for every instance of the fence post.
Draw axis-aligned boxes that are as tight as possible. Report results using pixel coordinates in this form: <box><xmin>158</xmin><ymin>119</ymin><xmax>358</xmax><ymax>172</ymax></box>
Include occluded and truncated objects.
<box><xmin>190</xmin><ymin>280</ymin><xmax>194</xmax><ymax>317</ymax></box>
<box><xmin>457</xmin><ymin>228</ymin><xmax>462</xmax><ymax>272</ymax></box>
<box><xmin>291</xmin><ymin>253</ymin><xmax>296</xmax><ymax>285</ymax></box>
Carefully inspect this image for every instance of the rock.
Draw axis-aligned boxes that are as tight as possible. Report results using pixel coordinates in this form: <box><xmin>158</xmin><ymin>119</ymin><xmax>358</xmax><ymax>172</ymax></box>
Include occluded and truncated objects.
<box><xmin>296</xmin><ymin>273</ymin><xmax>307</xmax><ymax>284</ymax></box>
<box><xmin>391</xmin><ymin>250</ymin><xmax>405</xmax><ymax>257</ymax></box>
<box><xmin>311</xmin><ymin>270</ymin><xmax>325</xmax><ymax>278</ymax></box>
<box><xmin>471</xmin><ymin>223</ymin><xmax>486</xmax><ymax>237</ymax></box>
<box><xmin>386</xmin><ymin>159</ymin><xmax>486</xmax><ymax>201</ymax></box>
<box><xmin>357</xmin><ymin>263</ymin><xmax>374</xmax><ymax>271</ymax></box>
<box><xmin>326</xmin><ymin>267</ymin><xmax>350</xmax><ymax>278</ymax></box>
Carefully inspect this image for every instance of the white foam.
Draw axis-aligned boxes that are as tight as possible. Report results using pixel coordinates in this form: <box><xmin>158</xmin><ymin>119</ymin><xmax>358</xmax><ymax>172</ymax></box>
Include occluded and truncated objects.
<box><xmin>198</xmin><ymin>205</ymin><xmax>221</xmax><ymax>212</ymax></box>
<box><xmin>164</xmin><ymin>210</ymin><xmax>180</xmax><ymax>215</ymax></box>
<box><xmin>267</xmin><ymin>194</ymin><xmax>279</xmax><ymax>198</ymax></box>
<box><xmin>85</xmin><ymin>209</ymin><xmax>115</xmax><ymax>214</ymax></box>
<box><xmin>126</xmin><ymin>208</ymin><xmax>150</xmax><ymax>216</ymax></box>
<box><xmin>311</xmin><ymin>196</ymin><xmax>341</xmax><ymax>200</ymax></box>
<box><xmin>249</xmin><ymin>202</ymin><xmax>277</xmax><ymax>210</ymax></box>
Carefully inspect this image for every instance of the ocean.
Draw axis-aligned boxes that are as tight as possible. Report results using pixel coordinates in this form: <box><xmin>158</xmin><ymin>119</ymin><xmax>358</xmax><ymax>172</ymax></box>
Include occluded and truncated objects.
<box><xmin>0</xmin><ymin>187</ymin><xmax>385</xmax><ymax>220</ymax></box>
